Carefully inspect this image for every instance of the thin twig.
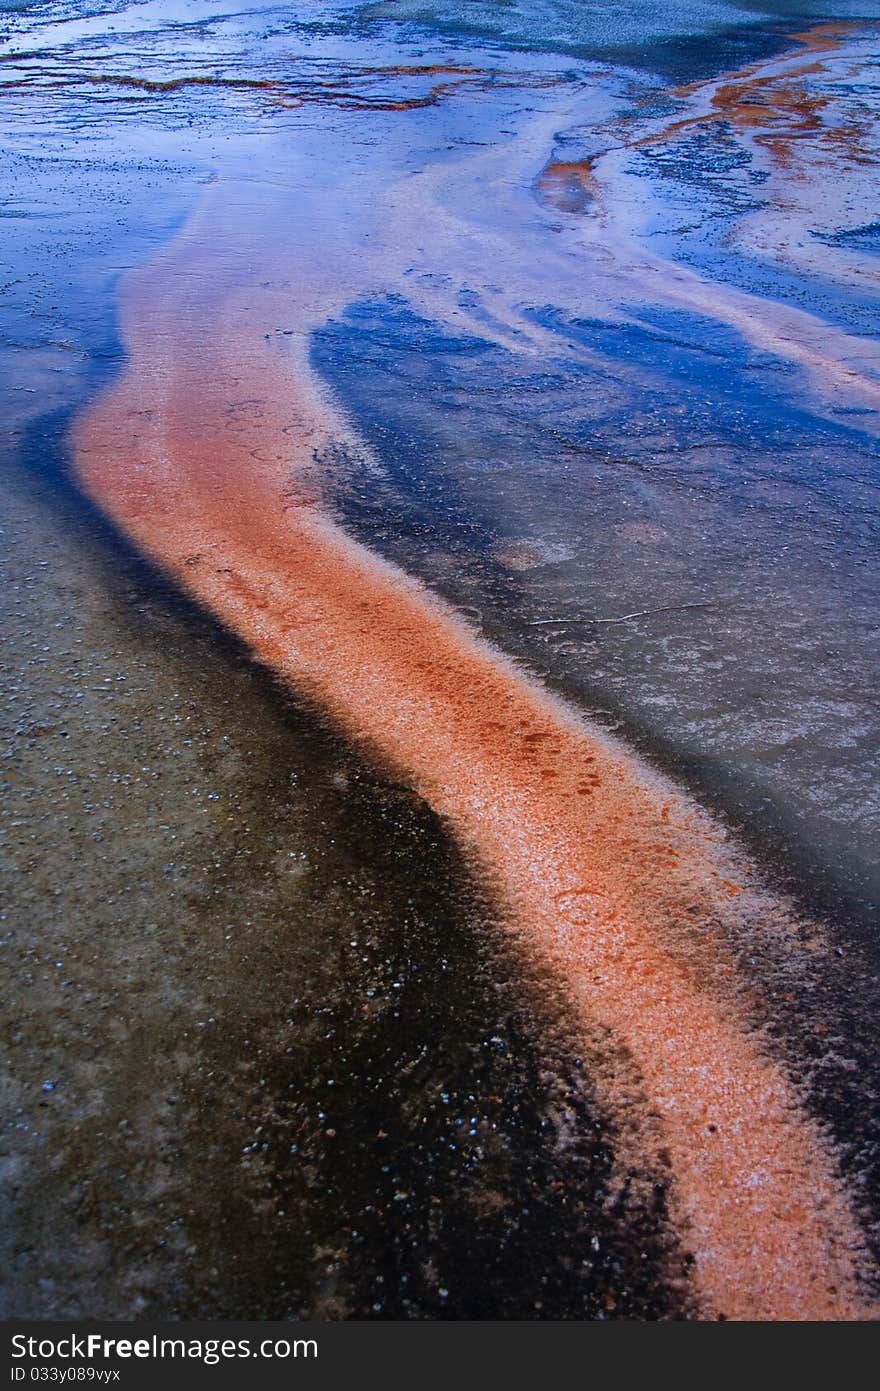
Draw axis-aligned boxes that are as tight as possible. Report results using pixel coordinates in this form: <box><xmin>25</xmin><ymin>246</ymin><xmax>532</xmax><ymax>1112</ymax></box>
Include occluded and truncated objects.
<box><xmin>529</xmin><ymin>601</ymin><xmax>718</xmax><ymax>627</ymax></box>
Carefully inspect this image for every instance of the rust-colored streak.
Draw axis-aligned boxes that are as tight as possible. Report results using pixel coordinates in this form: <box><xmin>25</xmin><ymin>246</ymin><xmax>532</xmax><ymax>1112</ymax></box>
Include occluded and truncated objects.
<box><xmin>71</xmin><ymin>239</ymin><xmax>875</xmax><ymax>1320</ymax></box>
<box><xmin>534</xmin><ymin>158</ymin><xmax>596</xmax><ymax>213</ymax></box>
<box><xmin>1</xmin><ymin>62</ymin><xmax>548</xmax><ymax>115</ymax></box>
<box><xmin>616</xmin><ymin>24</ymin><xmax>873</xmax><ymax>175</ymax></box>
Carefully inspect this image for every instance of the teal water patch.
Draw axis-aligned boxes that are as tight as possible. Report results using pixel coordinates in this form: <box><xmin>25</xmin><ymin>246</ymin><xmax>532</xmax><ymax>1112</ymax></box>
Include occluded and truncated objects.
<box><xmin>356</xmin><ymin>0</ymin><xmax>873</xmax><ymax>77</ymax></box>
<box><xmin>362</xmin><ymin>0</ymin><xmax>754</xmax><ymax>54</ymax></box>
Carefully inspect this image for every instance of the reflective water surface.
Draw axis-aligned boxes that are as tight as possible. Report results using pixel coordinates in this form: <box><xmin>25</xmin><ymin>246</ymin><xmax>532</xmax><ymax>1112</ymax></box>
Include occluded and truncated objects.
<box><xmin>2</xmin><ymin>0</ymin><xmax>879</xmax><ymax>1318</ymax></box>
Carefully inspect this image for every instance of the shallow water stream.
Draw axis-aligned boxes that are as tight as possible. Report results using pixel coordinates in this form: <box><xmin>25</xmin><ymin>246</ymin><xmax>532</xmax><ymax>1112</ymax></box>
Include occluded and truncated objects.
<box><xmin>2</xmin><ymin>0</ymin><xmax>879</xmax><ymax>1318</ymax></box>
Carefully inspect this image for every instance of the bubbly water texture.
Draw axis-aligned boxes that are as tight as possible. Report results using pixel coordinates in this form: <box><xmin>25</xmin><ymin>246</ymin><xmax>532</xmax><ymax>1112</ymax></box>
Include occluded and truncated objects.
<box><xmin>364</xmin><ymin>0</ymin><xmax>880</xmax><ymax>53</ymax></box>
